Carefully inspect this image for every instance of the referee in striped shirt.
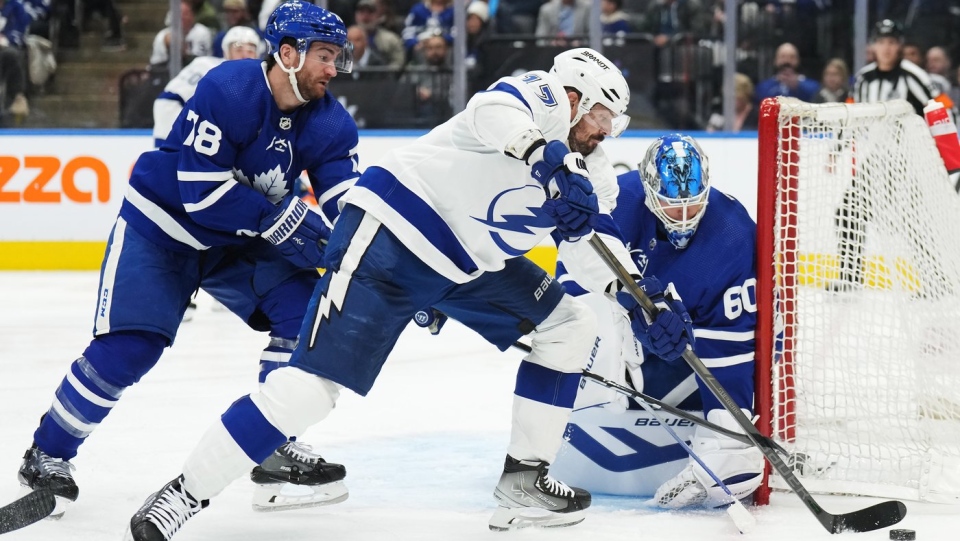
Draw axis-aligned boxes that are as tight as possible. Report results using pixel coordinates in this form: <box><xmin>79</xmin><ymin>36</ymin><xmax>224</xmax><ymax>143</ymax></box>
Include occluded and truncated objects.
<box><xmin>850</xmin><ymin>19</ymin><xmax>953</xmax><ymax>117</ymax></box>
<box><xmin>831</xmin><ymin>19</ymin><xmax>954</xmax><ymax>292</ymax></box>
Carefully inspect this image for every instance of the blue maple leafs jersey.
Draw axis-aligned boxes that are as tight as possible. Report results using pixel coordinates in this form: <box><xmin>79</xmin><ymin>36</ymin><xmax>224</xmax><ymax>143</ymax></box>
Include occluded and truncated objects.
<box><xmin>120</xmin><ymin>59</ymin><xmax>360</xmax><ymax>252</ymax></box>
<box><xmin>557</xmin><ymin>170</ymin><xmax>758</xmax><ymax>412</ymax></box>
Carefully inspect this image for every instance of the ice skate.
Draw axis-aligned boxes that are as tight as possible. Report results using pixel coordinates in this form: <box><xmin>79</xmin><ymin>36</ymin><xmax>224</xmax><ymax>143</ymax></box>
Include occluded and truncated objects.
<box><xmin>489</xmin><ymin>455</ymin><xmax>590</xmax><ymax>531</ymax></box>
<box><xmin>124</xmin><ymin>475</ymin><xmax>207</xmax><ymax>541</ymax></box>
<box><xmin>17</xmin><ymin>445</ymin><xmax>79</xmax><ymax>520</ymax></box>
<box><xmin>249</xmin><ymin>441</ymin><xmax>348</xmax><ymax>511</ymax></box>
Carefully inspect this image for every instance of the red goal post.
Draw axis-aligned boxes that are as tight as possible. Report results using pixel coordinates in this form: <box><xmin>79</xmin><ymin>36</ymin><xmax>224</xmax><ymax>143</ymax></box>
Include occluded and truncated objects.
<box><xmin>754</xmin><ymin>97</ymin><xmax>960</xmax><ymax>505</ymax></box>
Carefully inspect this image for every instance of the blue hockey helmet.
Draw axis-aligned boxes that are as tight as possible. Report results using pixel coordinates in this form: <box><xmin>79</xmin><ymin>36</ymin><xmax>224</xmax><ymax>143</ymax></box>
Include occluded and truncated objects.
<box><xmin>640</xmin><ymin>133</ymin><xmax>710</xmax><ymax>249</ymax></box>
<box><xmin>264</xmin><ymin>0</ymin><xmax>353</xmax><ymax>73</ymax></box>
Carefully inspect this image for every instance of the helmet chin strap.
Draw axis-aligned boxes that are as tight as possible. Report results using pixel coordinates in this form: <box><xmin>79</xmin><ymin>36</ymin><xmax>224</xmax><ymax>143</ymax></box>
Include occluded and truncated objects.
<box><xmin>274</xmin><ymin>51</ymin><xmax>309</xmax><ymax>104</ymax></box>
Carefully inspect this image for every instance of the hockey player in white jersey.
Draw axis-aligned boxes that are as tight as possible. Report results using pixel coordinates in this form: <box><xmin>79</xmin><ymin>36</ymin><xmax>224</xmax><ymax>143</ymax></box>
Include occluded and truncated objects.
<box><xmin>17</xmin><ymin>0</ymin><xmax>358</xmax><ymax>527</ymax></box>
<box><xmin>125</xmin><ymin>48</ymin><xmax>695</xmax><ymax>539</ymax></box>
<box><xmin>152</xmin><ymin>25</ymin><xmax>265</xmax><ymax>147</ymax></box>
<box><xmin>550</xmin><ymin>134</ymin><xmax>764</xmax><ymax>509</ymax></box>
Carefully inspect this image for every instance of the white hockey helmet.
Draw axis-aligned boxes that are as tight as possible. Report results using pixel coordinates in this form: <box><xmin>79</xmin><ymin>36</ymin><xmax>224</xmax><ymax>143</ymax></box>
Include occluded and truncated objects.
<box><xmin>640</xmin><ymin>133</ymin><xmax>710</xmax><ymax>249</ymax></box>
<box><xmin>550</xmin><ymin>48</ymin><xmax>631</xmax><ymax>137</ymax></box>
<box><xmin>222</xmin><ymin>26</ymin><xmax>266</xmax><ymax>58</ymax></box>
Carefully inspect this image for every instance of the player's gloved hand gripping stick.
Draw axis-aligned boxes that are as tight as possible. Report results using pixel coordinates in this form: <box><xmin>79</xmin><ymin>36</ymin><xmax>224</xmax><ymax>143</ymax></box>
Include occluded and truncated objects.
<box><xmin>586</xmin><ymin>234</ymin><xmax>907</xmax><ymax>534</ymax></box>
<box><xmin>615</xmin><ymin>276</ymin><xmax>694</xmax><ymax>362</ymax></box>
<box><xmin>260</xmin><ymin>195</ymin><xmax>330</xmax><ymax>269</ymax></box>
<box><xmin>530</xmin><ymin>140</ymin><xmax>599</xmax><ymax>242</ymax></box>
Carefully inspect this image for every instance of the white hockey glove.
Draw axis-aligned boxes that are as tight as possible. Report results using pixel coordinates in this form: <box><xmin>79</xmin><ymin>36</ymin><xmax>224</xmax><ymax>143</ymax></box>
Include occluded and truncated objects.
<box><xmin>654</xmin><ymin>409</ymin><xmax>764</xmax><ymax>509</ymax></box>
<box><xmin>260</xmin><ymin>195</ymin><xmax>330</xmax><ymax>269</ymax></box>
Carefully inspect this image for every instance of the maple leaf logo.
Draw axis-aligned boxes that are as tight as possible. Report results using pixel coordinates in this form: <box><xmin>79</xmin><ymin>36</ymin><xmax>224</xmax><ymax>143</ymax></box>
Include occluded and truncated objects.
<box><xmin>254</xmin><ymin>165</ymin><xmax>289</xmax><ymax>203</ymax></box>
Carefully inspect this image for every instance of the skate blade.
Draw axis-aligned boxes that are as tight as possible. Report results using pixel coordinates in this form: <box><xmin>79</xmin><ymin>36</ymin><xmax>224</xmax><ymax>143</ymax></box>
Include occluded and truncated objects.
<box><xmin>251</xmin><ymin>480</ymin><xmax>348</xmax><ymax>512</ymax></box>
<box><xmin>488</xmin><ymin>506</ymin><xmax>585</xmax><ymax>531</ymax></box>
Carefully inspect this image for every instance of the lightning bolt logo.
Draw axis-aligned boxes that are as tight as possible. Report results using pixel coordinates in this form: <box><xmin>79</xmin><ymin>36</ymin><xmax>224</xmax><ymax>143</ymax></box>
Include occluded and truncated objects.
<box><xmin>307</xmin><ymin>214</ymin><xmax>380</xmax><ymax>348</ymax></box>
<box><xmin>473</xmin><ymin>186</ymin><xmax>554</xmax><ymax>256</ymax></box>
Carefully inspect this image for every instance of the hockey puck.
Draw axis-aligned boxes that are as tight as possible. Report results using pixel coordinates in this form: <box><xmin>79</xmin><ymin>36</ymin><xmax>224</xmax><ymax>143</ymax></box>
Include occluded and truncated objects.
<box><xmin>889</xmin><ymin>529</ymin><xmax>916</xmax><ymax>540</ymax></box>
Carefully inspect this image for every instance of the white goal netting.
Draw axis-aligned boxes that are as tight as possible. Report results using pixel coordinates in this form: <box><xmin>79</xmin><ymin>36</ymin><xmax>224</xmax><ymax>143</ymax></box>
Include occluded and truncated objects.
<box><xmin>757</xmin><ymin>97</ymin><xmax>960</xmax><ymax>503</ymax></box>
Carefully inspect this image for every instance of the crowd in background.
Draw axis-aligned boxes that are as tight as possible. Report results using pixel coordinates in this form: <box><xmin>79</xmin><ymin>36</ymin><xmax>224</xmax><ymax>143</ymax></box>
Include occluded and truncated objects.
<box><xmin>4</xmin><ymin>0</ymin><xmax>960</xmax><ymax>130</ymax></box>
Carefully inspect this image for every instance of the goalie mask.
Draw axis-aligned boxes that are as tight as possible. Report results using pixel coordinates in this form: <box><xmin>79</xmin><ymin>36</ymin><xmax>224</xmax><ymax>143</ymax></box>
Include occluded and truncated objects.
<box><xmin>550</xmin><ymin>48</ymin><xmax>631</xmax><ymax>137</ymax></box>
<box><xmin>640</xmin><ymin>134</ymin><xmax>710</xmax><ymax>249</ymax></box>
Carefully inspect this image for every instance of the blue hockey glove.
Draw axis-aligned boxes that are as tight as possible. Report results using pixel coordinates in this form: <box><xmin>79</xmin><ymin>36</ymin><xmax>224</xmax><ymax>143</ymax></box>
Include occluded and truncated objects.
<box><xmin>616</xmin><ymin>277</ymin><xmax>695</xmax><ymax>363</ymax></box>
<box><xmin>260</xmin><ymin>195</ymin><xmax>330</xmax><ymax>269</ymax></box>
<box><xmin>413</xmin><ymin>308</ymin><xmax>448</xmax><ymax>335</ymax></box>
<box><xmin>530</xmin><ymin>140</ymin><xmax>599</xmax><ymax>242</ymax></box>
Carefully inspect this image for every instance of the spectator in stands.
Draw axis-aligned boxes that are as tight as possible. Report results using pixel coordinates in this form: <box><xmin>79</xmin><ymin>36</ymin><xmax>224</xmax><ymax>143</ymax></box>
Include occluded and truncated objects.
<box><xmin>191</xmin><ymin>0</ymin><xmax>221</xmax><ymax>30</ymax></box>
<box><xmin>402</xmin><ymin>0</ymin><xmax>453</xmax><ymax>52</ymax></box>
<box><xmin>401</xmin><ymin>30</ymin><xmax>452</xmax><ymax>121</ymax></box>
<box><xmin>150</xmin><ymin>0</ymin><xmax>214</xmax><ymax>68</ymax></box>
<box><xmin>635</xmin><ymin>0</ymin><xmax>710</xmax><ymax>48</ymax></box>
<box><xmin>212</xmin><ymin>0</ymin><xmax>260</xmax><ymax>57</ymax></box>
<box><xmin>258</xmin><ymin>0</ymin><xmax>282</xmax><ymax>30</ymax></box>
<box><xmin>347</xmin><ymin>25</ymin><xmax>391</xmax><ymax>79</ymax></box>
<box><xmin>494</xmin><ymin>0</ymin><xmax>545</xmax><ymax>34</ymax></box>
<box><xmin>926</xmin><ymin>46</ymin><xmax>954</xmax><ymax>96</ymax></box>
<box><xmin>56</xmin><ymin>0</ymin><xmax>126</xmax><ymax>51</ymax></box>
<box><xmin>705</xmin><ymin>72</ymin><xmax>756</xmax><ymax>132</ymax></box>
<box><xmin>600</xmin><ymin>0</ymin><xmax>632</xmax><ymax>35</ymax></box>
<box><xmin>376</xmin><ymin>0</ymin><xmax>408</xmax><ymax>36</ymax></box>
<box><xmin>813</xmin><ymin>58</ymin><xmax>850</xmax><ymax>103</ymax></box>
<box><xmin>902</xmin><ymin>41</ymin><xmax>924</xmax><ymax>67</ymax></box>
<box><xmin>535</xmin><ymin>0</ymin><xmax>590</xmax><ymax>42</ymax></box>
<box><xmin>355</xmin><ymin>0</ymin><xmax>405</xmax><ymax>70</ymax></box>
<box><xmin>754</xmin><ymin>42</ymin><xmax>819</xmax><ymax>104</ymax></box>
<box><xmin>465</xmin><ymin>0</ymin><xmax>489</xmax><ymax>91</ymax></box>
<box><xmin>0</xmin><ymin>0</ymin><xmax>31</xmax><ymax>120</ymax></box>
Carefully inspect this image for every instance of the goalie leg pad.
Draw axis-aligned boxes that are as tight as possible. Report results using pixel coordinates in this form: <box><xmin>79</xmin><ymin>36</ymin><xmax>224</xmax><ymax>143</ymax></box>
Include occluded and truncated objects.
<box><xmin>655</xmin><ymin>409</ymin><xmax>764</xmax><ymax>509</ymax></box>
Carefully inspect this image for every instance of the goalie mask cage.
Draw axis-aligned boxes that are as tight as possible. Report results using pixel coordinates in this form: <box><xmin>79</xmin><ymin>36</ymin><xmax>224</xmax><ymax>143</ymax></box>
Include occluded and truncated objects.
<box><xmin>755</xmin><ymin>97</ymin><xmax>960</xmax><ymax>505</ymax></box>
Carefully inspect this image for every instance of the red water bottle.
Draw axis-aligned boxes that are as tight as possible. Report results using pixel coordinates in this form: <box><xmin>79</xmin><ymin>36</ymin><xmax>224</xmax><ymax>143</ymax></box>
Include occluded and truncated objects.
<box><xmin>924</xmin><ymin>100</ymin><xmax>960</xmax><ymax>191</ymax></box>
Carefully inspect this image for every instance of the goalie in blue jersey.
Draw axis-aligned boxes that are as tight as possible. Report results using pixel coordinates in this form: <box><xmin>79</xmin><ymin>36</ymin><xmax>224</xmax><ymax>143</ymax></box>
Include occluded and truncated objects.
<box><xmin>17</xmin><ymin>0</ymin><xmax>359</xmax><ymax>522</ymax></box>
<box><xmin>550</xmin><ymin>134</ymin><xmax>764</xmax><ymax>509</ymax></box>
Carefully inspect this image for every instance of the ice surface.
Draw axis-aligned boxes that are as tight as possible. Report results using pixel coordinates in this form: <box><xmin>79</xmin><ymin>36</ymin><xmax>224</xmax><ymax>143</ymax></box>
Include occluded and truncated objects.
<box><xmin>1</xmin><ymin>272</ymin><xmax>957</xmax><ymax>540</ymax></box>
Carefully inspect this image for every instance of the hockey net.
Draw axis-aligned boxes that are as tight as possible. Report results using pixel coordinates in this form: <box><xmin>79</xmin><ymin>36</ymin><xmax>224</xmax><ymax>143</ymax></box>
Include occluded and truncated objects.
<box><xmin>755</xmin><ymin>97</ymin><xmax>960</xmax><ymax>505</ymax></box>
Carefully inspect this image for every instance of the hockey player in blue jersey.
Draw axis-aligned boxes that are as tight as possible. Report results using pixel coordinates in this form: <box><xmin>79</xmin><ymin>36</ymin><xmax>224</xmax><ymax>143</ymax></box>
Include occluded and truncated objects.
<box><xmin>17</xmin><ymin>0</ymin><xmax>358</xmax><ymax>521</ymax></box>
<box><xmin>124</xmin><ymin>47</ymin><xmax>694</xmax><ymax>539</ymax></box>
<box><xmin>550</xmin><ymin>133</ymin><xmax>764</xmax><ymax>508</ymax></box>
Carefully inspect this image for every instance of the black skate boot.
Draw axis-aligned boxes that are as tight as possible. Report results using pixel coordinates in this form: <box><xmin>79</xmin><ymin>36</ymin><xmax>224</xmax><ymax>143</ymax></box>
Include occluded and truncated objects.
<box><xmin>249</xmin><ymin>441</ymin><xmax>348</xmax><ymax>511</ymax></box>
<box><xmin>17</xmin><ymin>445</ymin><xmax>79</xmax><ymax>520</ymax></box>
<box><xmin>490</xmin><ymin>455</ymin><xmax>591</xmax><ymax>531</ymax></box>
<box><xmin>124</xmin><ymin>475</ymin><xmax>207</xmax><ymax>541</ymax></box>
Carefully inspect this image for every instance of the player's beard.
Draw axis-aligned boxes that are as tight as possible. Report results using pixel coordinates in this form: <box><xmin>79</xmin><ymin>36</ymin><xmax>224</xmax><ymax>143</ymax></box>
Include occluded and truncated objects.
<box><xmin>295</xmin><ymin>70</ymin><xmax>329</xmax><ymax>101</ymax></box>
<box><xmin>567</xmin><ymin>121</ymin><xmax>604</xmax><ymax>156</ymax></box>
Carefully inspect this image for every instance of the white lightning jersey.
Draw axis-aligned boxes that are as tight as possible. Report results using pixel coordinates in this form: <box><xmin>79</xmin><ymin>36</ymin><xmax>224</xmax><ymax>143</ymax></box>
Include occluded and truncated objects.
<box><xmin>152</xmin><ymin>56</ymin><xmax>225</xmax><ymax>147</ymax></box>
<box><xmin>340</xmin><ymin>70</ymin><xmax>637</xmax><ymax>285</ymax></box>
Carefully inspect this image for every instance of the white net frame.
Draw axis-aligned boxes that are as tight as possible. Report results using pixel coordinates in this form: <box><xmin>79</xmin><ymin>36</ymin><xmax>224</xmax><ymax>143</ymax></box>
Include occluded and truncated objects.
<box><xmin>755</xmin><ymin>97</ymin><xmax>960</xmax><ymax>504</ymax></box>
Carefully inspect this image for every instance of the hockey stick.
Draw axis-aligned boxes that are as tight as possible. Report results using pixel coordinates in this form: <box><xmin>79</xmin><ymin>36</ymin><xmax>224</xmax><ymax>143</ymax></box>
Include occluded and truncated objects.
<box><xmin>629</xmin><ymin>389</ymin><xmax>756</xmax><ymax>533</ymax></box>
<box><xmin>0</xmin><ymin>489</ymin><xmax>56</xmax><ymax>535</ymax></box>
<box><xmin>511</xmin><ymin>340</ymin><xmax>788</xmax><ymax>452</ymax></box>
<box><xmin>585</xmin><ymin>234</ymin><xmax>907</xmax><ymax>534</ymax></box>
